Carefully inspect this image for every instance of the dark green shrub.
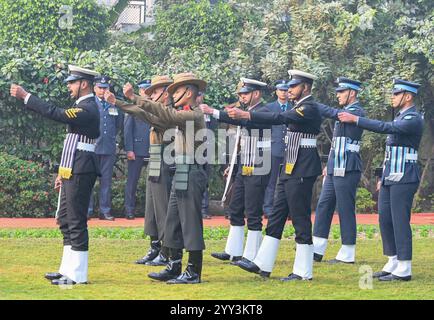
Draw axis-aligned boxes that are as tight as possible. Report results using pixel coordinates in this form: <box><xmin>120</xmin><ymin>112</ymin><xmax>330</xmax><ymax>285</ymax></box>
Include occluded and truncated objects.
<box><xmin>0</xmin><ymin>152</ymin><xmax>57</xmax><ymax>217</ymax></box>
<box><xmin>356</xmin><ymin>187</ymin><xmax>376</xmax><ymax>214</ymax></box>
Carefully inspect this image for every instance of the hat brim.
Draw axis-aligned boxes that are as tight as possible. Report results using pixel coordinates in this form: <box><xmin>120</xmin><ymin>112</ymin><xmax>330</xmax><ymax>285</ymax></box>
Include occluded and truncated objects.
<box><xmin>167</xmin><ymin>79</ymin><xmax>207</xmax><ymax>95</ymax></box>
<box><xmin>392</xmin><ymin>88</ymin><xmax>406</xmax><ymax>94</ymax></box>
<box><xmin>237</xmin><ymin>87</ymin><xmax>255</xmax><ymax>94</ymax></box>
<box><xmin>276</xmin><ymin>85</ymin><xmax>289</xmax><ymax>91</ymax></box>
<box><xmin>144</xmin><ymin>81</ymin><xmax>174</xmax><ymax>96</ymax></box>
<box><xmin>96</xmin><ymin>83</ymin><xmax>110</xmax><ymax>88</ymax></box>
<box><xmin>287</xmin><ymin>79</ymin><xmax>303</xmax><ymax>87</ymax></box>
<box><xmin>64</xmin><ymin>75</ymin><xmax>84</xmax><ymax>83</ymax></box>
<box><xmin>335</xmin><ymin>87</ymin><xmax>350</xmax><ymax>92</ymax></box>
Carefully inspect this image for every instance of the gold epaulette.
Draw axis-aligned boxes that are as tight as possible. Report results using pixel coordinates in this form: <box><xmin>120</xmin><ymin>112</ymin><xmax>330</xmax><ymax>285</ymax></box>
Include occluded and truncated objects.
<box><xmin>65</xmin><ymin>108</ymin><xmax>83</xmax><ymax>119</ymax></box>
<box><xmin>295</xmin><ymin>106</ymin><xmax>304</xmax><ymax>117</ymax></box>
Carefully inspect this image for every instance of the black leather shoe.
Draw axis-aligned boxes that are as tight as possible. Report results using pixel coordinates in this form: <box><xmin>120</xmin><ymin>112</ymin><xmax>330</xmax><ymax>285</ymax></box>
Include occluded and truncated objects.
<box><xmin>145</xmin><ymin>252</ymin><xmax>169</xmax><ymax>266</ymax></box>
<box><xmin>280</xmin><ymin>273</ymin><xmax>312</xmax><ymax>282</ymax></box>
<box><xmin>230</xmin><ymin>256</ymin><xmax>246</xmax><ymax>266</ymax></box>
<box><xmin>237</xmin><ymin>259</ymin><xmax>260</xmax><ymax>274</ymax></box>
<box><xmin>313</xmin><ymin>253</ymin><xmax>323</xmax><ymax>262</ymax></box>
<box><xmin>148</xmin><ymin>260</ymin><xmax>182</xmax><ymax>282</ymax></box>
<box><xmin>211</xmin><ymin>252</ymin><xmax>230</xmax><ymax>261</ymax></box>
<box><xmin>125</xmin><ymin>214</ymin><xmax>135</xmax><ymax>220</ymax></box>
<box><xmin>373</xmin><ymin>271</ymin><xmax>391</xmax><ymax>278</ymax></box>
<box><xmin>328</xmin><ymin>259</ymin><xmax>354</xmax><ymax>265</ymax></box>
<box><xmin>51</xmin><ymin>276</ymin><xmax>86</xmax><ymax>285</ymax></box>
<box><xmin>166</xmin><ymin>264</ymin><xmax>201</xmax><ymax>284</ymax></box>
<box><xmin>45</xmin><ymin>272</ymin><xmax>63</xmax><ymax>280</ymax></box>
<box><xmin>99</xmin><ymin>213</ymin><xmax>115</xmax><ymax>221</ymax></box>
<box><xmin>378</xmin><ymin>274</ymin><xmax>411</xmax><ymax>282</ymax></box>
<box><xmin>237</xmin><ymin>259</ymin><xmax>270</xmax><ymax>278</ymax></box>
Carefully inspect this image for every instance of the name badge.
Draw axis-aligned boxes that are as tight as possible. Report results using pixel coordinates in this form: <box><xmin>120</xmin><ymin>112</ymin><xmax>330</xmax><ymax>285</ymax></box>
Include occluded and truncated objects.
<box><xmin>108</xmin><ymin>107</ymin><xmax>118</xmax><ymax>116</ymax></box>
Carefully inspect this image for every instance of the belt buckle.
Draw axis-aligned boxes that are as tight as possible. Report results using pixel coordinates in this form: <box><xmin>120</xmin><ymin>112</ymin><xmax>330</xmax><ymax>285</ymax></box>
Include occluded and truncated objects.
<box><xmin>285</xmin><ymin>163</ymin><xmax>294</xmax><ymax>175</ymax></box>
<box><xmin>242</xmin><ymin>166</ymin><xmax>254</xmax><ymax>176</ymax></box>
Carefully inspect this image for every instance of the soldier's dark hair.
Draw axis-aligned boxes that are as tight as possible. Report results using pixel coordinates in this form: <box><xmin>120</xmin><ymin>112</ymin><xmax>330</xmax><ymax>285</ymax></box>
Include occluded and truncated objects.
<box><xmin>187</xmin><ymin>84</ymin><xmax>200</xmax><ymax>99</ymax></box>
<box><xmin>81</xmin><ymin>79</ymin><xmax>93</xmax><ymax>88</ymax></box>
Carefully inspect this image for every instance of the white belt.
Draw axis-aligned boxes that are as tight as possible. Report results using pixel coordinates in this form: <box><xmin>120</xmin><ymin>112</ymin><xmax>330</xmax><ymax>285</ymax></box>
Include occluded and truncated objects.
<box><xmin>385</xmin><ymin>153</ymin><xmax>418</xmax><ymax>161</ymax></box>
<box><xmin>405</xmin><ymin>153</ymin><xmax>418</xmax><ymax>161</ymax></box>
<box><xmin>346</xmin><ymin>144</ymin><xmax>360</xmax><ymax>152</ymax></box>
<box><xmin>257</xmin><ymin>140</ymin><xmax>271</xmax><ymax>148</ymax></box>
<box><xmin>77</xmin><ymin>142</ymin><xmax>96</xmax><ymax>152</ymax></box>
<box><xmin>300</xmin><ymin>138</ymin><xmax>317</xmax><ymax>147</ymax></box>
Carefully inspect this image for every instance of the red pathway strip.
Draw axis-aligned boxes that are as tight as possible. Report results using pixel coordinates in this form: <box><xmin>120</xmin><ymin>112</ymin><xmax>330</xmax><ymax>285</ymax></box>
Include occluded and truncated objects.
<box><xmin>0</xmin><ymin>213</ymin><xmax>433</xmax><ymax>229</ymax></box>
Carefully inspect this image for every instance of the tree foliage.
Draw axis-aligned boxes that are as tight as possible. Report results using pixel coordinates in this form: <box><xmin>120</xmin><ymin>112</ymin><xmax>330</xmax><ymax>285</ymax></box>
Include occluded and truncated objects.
<box><xmin>0</xmin><ymin>0</ymin><xmax>111</xmax><ymax>50</ymax></box>
<box><xmin>0</xmin><ymin>42</ymin><xmax>152</xmax><ymax>162</ymax></box>
<box><xmin>145</xmin><ymin>0</ymin><xmax>433</xmax><ymax>206</ymax></box>
<box><xmin>0</xmin><ymin>0</ymin><xmax>433</xmax><ymax>212</ymax></box>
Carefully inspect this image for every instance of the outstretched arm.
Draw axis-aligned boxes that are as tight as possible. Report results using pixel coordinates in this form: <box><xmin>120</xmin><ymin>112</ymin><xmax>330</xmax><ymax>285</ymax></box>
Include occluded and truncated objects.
<box><xmin>338</xmin><ymin>112</ymin><xmax>420</xmax><ymax>135</ymax></box>
<box><xmin>227</xmin><ymin>105</ymin><xmax>314</xmax><ymax>126</ymax></box>
<box><xmin>201</xmin><ymin>104</ymin><xmax>271</xmax><ymax>129</ymax></box>
<box><xmin>317</xmin><ymin>103</ymin><xmax>339</xmax><ymax>120</ymax></box>
<box><xmin>105</xmin><ymin>91</ymin><xmax>165</xmax><ymax>130</ymax></box>
<box><xmin>11</xmin><ymin>84</ymin><xmax>96</xmax><ymax>125</ymax></box>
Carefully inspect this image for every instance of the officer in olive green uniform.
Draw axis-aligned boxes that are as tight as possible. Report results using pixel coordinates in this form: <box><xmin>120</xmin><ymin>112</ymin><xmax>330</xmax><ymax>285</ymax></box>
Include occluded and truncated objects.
<box><xmin>111</xmin><ymin>76</ymin><xmax>174</xmax><ymax>267</ymax></box>
<box><xmin>106</xmin><ymin>73</ymin><xmax>208</xmax><ymax>284</ymax></box>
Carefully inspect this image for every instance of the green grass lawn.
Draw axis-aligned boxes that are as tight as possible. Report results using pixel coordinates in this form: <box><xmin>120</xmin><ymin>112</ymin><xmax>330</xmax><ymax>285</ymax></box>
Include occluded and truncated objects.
<box><xmin>1</xmin><ymin>231</ymin><xmax>433</xmax><ymax>300</ymax></box>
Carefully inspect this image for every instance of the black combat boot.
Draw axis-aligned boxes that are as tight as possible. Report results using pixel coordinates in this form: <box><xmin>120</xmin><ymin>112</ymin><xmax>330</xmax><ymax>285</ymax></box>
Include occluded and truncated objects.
<box><xmin>136</xmin><ymin>238</ymin><xmax>161</xmax><ymax>265</ymax></box>
<box><xmin>167</xmin><ymin>250</ymin><xmax>202</xmax><ymax>284</ymax></box>
<box><xmin>146</xmin><ymin>246</ymin><xmax>170</xmax><ymax>266</ymax></box>
<box><xmin>148</xmin><ymin>248</ymin><xmax>182</xmax><ymax>281</ymax></box>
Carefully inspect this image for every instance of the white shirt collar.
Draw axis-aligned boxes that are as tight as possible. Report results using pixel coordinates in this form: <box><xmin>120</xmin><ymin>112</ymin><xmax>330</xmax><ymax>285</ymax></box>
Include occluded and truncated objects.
<box><xmin>248</xmin><ymin>101</ymin><xmax>261</xmax><ymax>111</ymax></box>
<box><xmin>75</xmin><ymin>93</ymin><xmax>94</xmax><ymax>105</ymax></box>
<box><xmin>295</xmin><ymin>94</ymin><xmax>312</xmax><ymax>107</ymax></box>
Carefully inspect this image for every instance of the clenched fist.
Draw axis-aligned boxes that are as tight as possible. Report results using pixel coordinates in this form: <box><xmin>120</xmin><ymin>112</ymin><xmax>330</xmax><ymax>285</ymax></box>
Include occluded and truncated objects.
<box><xmin>123</xmin><ymin>83</ymin><xmax>135</xmax><ymax>100</ymax></box>
<box><xmin>227</xmin><ymin>107</ymin><xmax>250</xmax><ymax>120</ymax></box>
<box><xmin>10</xmin><ymin>84</ymin><xmax>29</xmax><ymax>101</ymax></box>
<box><xmin>223</xmin><ymin>166</ymin><xmax>230</xmax><ymax>177</ymax></box>
<box><xmin>200</xmin><ymin>104</ymin><xmax>214</xmax><ymax>115</ymax></box>
<box><xmin>104</xmin><ymin>91</ymin><xmax>116</xmax><ymax>105</ymax></box>
<box><xmin>54</xmin><ymin>175</ymin><xmax>62</xmax><ymax>191</ymax></box>
<box><xmin>338</xmin><ymin>112</ymin><xmax>358</xmax><ymax>123</ymax></box>
<box><xmin>127</xmin><ymin>151</ymin><xmax>136</xmax><ymax>161</ymax></box>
